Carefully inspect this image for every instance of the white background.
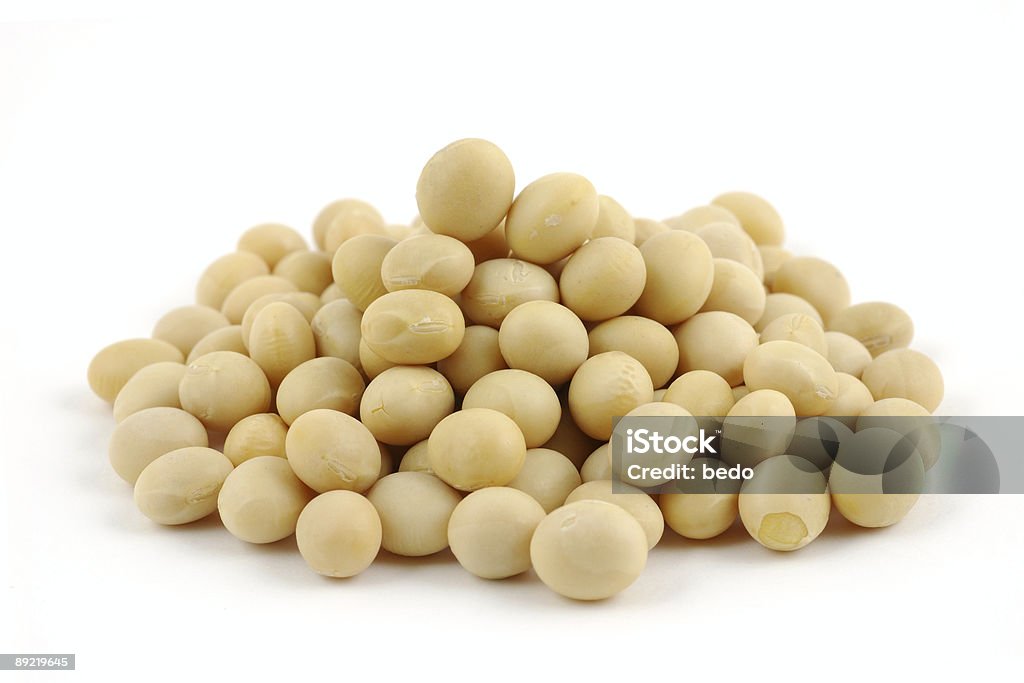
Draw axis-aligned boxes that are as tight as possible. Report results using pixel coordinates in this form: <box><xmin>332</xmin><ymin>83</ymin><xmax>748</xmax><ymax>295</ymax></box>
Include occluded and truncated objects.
<box><xmin>2</xmin><ymin>1</ymin><xmax>1023</xmax><ymax>680</ymax></box>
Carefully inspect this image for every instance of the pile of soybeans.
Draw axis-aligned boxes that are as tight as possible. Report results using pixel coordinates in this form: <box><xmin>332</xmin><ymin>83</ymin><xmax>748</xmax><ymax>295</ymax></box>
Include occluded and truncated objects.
<box><xmin>87</xmin><ymin>138</ymin><xmax>944</xmax><ymax>601</ymax></box>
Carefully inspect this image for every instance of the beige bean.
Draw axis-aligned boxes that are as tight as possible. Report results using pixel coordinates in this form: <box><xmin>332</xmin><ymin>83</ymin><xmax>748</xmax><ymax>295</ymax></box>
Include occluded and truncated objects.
<box><xmin>506</xmin><ymin>448</ymin><xmax>581</xmax><ymax>513</ymax></box>
<box><xmin>591</xmin><ymin>195</ymin><xmax>636</xmax><ymax>242</ymax></box>
<box><xmin>274</xmin><ymin>249</ymin><xmax>333</xmax><ymax>295</ymax></box>
<box><xmin>580</xmin><ymin>443</ymin><xmax>612</xmax><ymax>483</ymax></box>
<box><xmin>758</xmin><ymin>245</ymin><xmax>792</xmax><ymax>288</ymax></box>
<box><xmin>663</xmin><ymin>370</ymin><xmax>736</xmax><ymax>418</ymax></box>
<box><xmin>240</xmin><ymin>292</ymin><xmax>320</xmax><ymax>350</ymax></box>
<box><xmin>460</xmin><ymin>258</ymin><xmax>559</xmax><ymax>328</ymax></box>
<box><xmin>331</xmin><ymin>234</ymin><xmax>397</xmax><ymax>311</ymax></box>
<box><xmin>773</xmin><ymin>256</ymin><xmax>851</xmax><ymax>324</ymax></box>
<box><xmin>822</xmin><ymin>373</ymin><xmax>875</xmax><ymax>428</ymax></box>
<box><xmin>462</xmin><ymin>369</ymin><xmax>561</xmax><ymax>448</ymax></box>
<box><xmin>380</xmin><ymin>233</ymin><xmax>475</xmax><ymax>296</ymax></box>
<box><xmin>828</xmin><ymin>301</ymin><xmax>914</xmax><ymax>357</ymax></box>
<box><xmin>313</xmin><ymin>198</ymin><xmax>384</xmax><ymax>251</ymax></box>
<box><xmin>699</xmin><ymin>257</ymin><xmax>767</xmax><ymax>325</ymax></box>
<box><xmin>178</xmin><ymin>351</ymin><xmax>271</xmax><ymax>432</ymax></box>
<box><xmin>320</xmin><ymin>282</ymin><xmax>346</xmax><ymax>304</ymax></box>
<box><xmin>416</xmin><ymin>139</ymin><xmax>515</xmax><ymax>242</ymax></box>
<box><xmin>152</xmin><ymin>305</ymin><xmax>230</xmax><ymax>356</ymax></box>
<box><xmin>564</xmin><ymin>480</ymin><xmax>664</xmax><ymax>549</ymax></box>
<box><xmin>367</xmin><ymin>471</ymin><xmax>462</xmax><ymax>556</ymax></box>
<box><xmin>396</xmin><ymin>221</ymin><xmax>428</xmax><ymax>238</ymax></box>
<box><xmin>286</xmin><ymin>408</ymin><xmax>382</xmax><ymax>493</ymax></box>
<box><xmin>743</xmin><ymin>340</ymin><xmax>838</xmax><ymax>416</ymax></box>
<box><xmin>756</xmin><ymin>292</ymin><xmax>823</xmax><ymax>333</ymax></box>
<box><xmin>237</xmin><ymin>223</ymin><xmax>306</xmax><ymax>268</ymax></box>
<box><xmin>397</xmin><ymin>440</ymin><xmax>433</xmax><ymax>475</ymax></box>
<box><xmin>505</xmin><ymin>173</ymin><xmax>599</xmax><ymax>265</ymax></box>
<box><xmin>738</xmin><ymin>455</ymin><xmax>830</xmax><ymax>551</ymax></box>
<box><xmin>223</xmin><ymin>413</ymin><xmax>288</xmax><ymax>466</ymax></box>
<box><xmin>530</xmin><ymin>500</ymin><xmax>648</xmax><ymax>600</ymax></box>
<box><xmin>358</xmin><ymin>338</ymin><xmax>398</xmax><ymax>379</ymax></box>
<box><xmin>310</xmin><ymin>299</ymin><xmax>362</xmax><ymax>371</ymax></box>
<box><xmin>663</xmin><ymin>204</ymin><xmax>740</xmax><ymax>232</ymax></box>
<box><xmin>829</xmin><ymin>427</ymin><xmax>924</xmax><ymax>527</ymax></box>
<box><xmin>195</xmin><ymin>251</ymin><xmax>269</xmax><ymax>309</ymax></box>
<box><xmin>659</xmin><ymin>457</ymin><xmax>740</xmax><ymax>540</ymax></box>
<box><xmin>659</xmin><ymin>388</ymin><xmax>684</xmax><ymax>406</ymax></box>
<box><xmin>296</xmin><ymin>490</ymin><xmax>382</xmax><ymax>577</ymax></box>
<box><xmin>759</xmin><ymin>313</ymin><xmax>828</xmax><ymax>356</ymax></box>
<box><xmin>559</xmin><ymin>237</ymin><xmax>646</xmax><ymax>321</ymax></box>
<box><xmin>186</xmin><ymin>325</ymin><xmax>246</xmax><ymax>364</ymax></box>
<box><xmin>674</xmin><ymin>311</ymin><xmax>759</xmax><ymax>386</ymax></box>
<box><xmin>447</xmin><ymin>487</ymin><xmax>546</xmax><ymax>579</ymax></box>
<box><xmin>695</xmin><ymin>222</ymin><xmax>764</xmax><ymax>279</ymax></box>
<box><xmin>220</xmin><ymin>275</ymin><xmax>298</xmax><ymax>324</ymax></box>
<box><xmin>824</xmin><ymin>331</ymin><xmax>872</xmax><ymax>378</ymax></box>
<box><xmin>248</xmin><ymin>302</ymin><xmax>316</xmax><ymax>388</ymax></box>
<box><xmin>323</xmin><ymin>205</ymin><xmax>388</xmax><ymax>253</ymax></box>
<box><xmin>428</xmin><ymin>408</ymin><xmax>527</xmax><ymax>491</ymax></box>
<box><xmin>112</xmin><ymin>361</ymin><xmax>186</xmax><ymax>422</ymax></box>
<box><xmin>88</xmin><ymin>338</ymin><xmax>184</xmax><ymax>403</ymax></box>
<box><xmin>634</xmin><ymin>230</ymin><xmax>714</xmax><ymax>324</ymax></box>
<box><xmin>218</xmin><ymin>456</ymin><xmax>315</xmax><ymax>543</ymax></box>
<box><xmin>463</xmin><ymin>222</ymin><xmax>510</xmax><ymax>263</ymax></box>
<box><xmin>722</xmin><ymin>389</ymin><xmax>796</xmax><ymax>469</ymax></box>
<box><xmin>542</xmin><ymin>403</ymin><xmax>602</xmax><ymax>470</ymax></box>
<box><xmin>632</xmin><ymin>218</ymin><xmax>671</xmax><ymax>246</ymax></box>
<box><xmin>498</xmin><ymin>301</ymin><xmax>588</xmax><ymax>385</ymax></box>
<box><xmin>543</xmin><ymin>256</ymin><xmax>573</xmax><ymax>279</ymax></box>
<box><xmin>134</xmin><ymin>446</ymin><xmax>233</xmax><ymax>525</ymax></box>
<box><xmin>360</xmin><ymin>289</ymin><xmax>465</xmax><ymax>365</ymax></box>
<box><xmin>277</xmin><ymin>356</ymin><xmax>365</xmax><ymax>425</ymax></box>
<box><xmin>660</xmin><ymin>492</ymin><xmax>739</xmax><ymax>540</ymax></box>
<box><xmin>568</xmin><ymin>351</ymin><xmax>654</xmax><ymax>440</ymax></box>
<box><xmin>856</xmin><ymin>397</ymin><xmax>931</xmax><ymax>423</ymax></box>
<box><xmin>109</xmin><ymin>406</ymin><xmax>209</xmax><ymax>484</ymax></box>
<box><xmin>436</xmin><ymin>325</ymin><xmax>507</xmax><ymax>395</ymax></box>
<box><xmin>711</xmin><ymin>191</ymin><xmax>785</xmax><ymax>245</ymax></box>
<box><xmin>587</xmin><ymin>316</ymin><xmax>678</xmax><ymax>390</ymax></box>
<box><xmin>831</xmin><ymin>488</ymin><xmax>919</xmax><ymax>529</ymax></box>
<box><xmin>861</xmin><ymin>348</ymin><xmax>944</xmax><ymax>412</ymax></box>
<box><xmin>359</xmin><ymin>366</ymin><xmax>454</xmax><ymax>445</ymax></box>
<box><xmin>376</xmin><ymin>442</ymin><xmax>394</xmax><ymax>478</ymax></box>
